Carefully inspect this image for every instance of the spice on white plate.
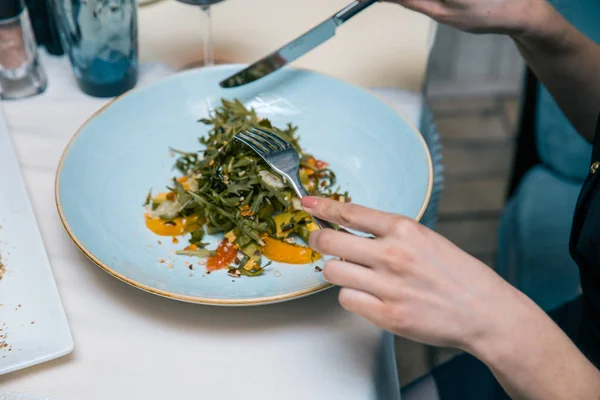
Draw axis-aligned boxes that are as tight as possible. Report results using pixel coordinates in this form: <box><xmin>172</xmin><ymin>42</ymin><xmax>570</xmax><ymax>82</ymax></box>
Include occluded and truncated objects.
<box><xmin>0</xmin><ymin>324</ymin><xmax>11</xmax><ymax>354</ymax></box>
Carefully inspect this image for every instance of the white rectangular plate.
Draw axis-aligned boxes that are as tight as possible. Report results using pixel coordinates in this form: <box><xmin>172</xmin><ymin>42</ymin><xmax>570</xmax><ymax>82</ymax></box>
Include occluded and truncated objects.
<box><xmin>0</xmin><ymin>107</ymin><xmax>73</xmax><ymax>375</ymax></box>
<box><xmin>0</xmin><ymin>391</ymin><xmax>55</xmax><ymax>400</ymax></box>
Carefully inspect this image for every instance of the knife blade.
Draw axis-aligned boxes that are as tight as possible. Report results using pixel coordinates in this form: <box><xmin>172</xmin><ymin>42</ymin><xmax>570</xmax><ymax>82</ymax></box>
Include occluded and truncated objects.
<box><xmin>219</xmin><ymin>0</ymin><xmax>378</xmax><ymax>88</ymax></box>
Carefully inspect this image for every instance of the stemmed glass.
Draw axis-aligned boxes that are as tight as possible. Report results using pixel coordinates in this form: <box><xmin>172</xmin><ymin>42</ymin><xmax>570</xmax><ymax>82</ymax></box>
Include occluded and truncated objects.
<box><xmin>176</xmin><ymin>0</ymin><xmax>227</xmax><ymax>68</ymax></box>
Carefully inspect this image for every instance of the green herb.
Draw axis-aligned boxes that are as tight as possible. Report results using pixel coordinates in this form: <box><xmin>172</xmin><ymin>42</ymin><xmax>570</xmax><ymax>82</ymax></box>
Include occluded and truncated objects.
<box><xmin>146</xmin><ymin>98</ymin><xmax>349</xmax><ymax>275</ymax></box>
<box><xmin>144</xmin><ymin>189</ymin><xmax>152</xmax><ymax>206</ymax></box>
<box><xmin>175</xmin><ymin>249</ymin><xmax>217</xmax><ymax>258</ymax></box>
<box><xmin>188</xmin><ymin>230</ymin><xmax>207</xmax><ymax>247</ymax></box>
<box><xmin>237</xmin><ymin>267</ymin><xmax>266</xmax><ymax>277</ymax></box>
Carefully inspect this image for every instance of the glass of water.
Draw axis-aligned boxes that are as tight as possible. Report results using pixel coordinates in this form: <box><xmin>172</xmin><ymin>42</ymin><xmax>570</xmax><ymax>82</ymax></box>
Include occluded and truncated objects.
<box><xmin>52</xmin><ymin>0</ymin><xmax>138</xmax><ymax>97</ymax></box>
<box><xmin>176</xmin><ymin>0</ymin><xmax>226</xmax><ymax>68</ymax></box>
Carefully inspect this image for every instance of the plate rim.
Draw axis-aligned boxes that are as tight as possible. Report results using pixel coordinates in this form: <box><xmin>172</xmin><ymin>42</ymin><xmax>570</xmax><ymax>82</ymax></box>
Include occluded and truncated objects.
<box><xmin>54</xmin><ymin>64</ymin><xmax>433</xmax><ymax>306</ymax></box>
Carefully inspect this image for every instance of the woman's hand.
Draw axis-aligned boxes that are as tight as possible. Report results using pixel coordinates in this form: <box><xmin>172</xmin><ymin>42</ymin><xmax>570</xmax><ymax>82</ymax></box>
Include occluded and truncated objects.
<box><xmin>388</xmin><ymin>0</ymin><xmax>554</xmax><ymax>36</ymax></box>
<box><xmin>303</xmin><ymin>197</ymin><xmax>600</xmax><ymax>399</ymax></box>
<box><xmin>302</xmin><ymin>196</ymin><xmax>531</xmax><ymax>354</ymax></box>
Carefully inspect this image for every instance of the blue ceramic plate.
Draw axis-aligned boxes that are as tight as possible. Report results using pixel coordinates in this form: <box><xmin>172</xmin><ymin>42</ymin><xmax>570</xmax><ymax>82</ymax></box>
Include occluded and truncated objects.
<box><xmin>56</xmin><ymin>65</ymin><xmax>432</xmax><ymax>306</ymax></box>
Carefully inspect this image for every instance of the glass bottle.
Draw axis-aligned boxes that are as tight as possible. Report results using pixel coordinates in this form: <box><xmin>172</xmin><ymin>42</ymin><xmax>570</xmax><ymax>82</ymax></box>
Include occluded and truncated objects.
<box><xmin>52</xmin><ymin>0</ymin><xmax>138</xmax><ymax>98</ymax></box>
<box><xmin>0</xmin><ymin>0</ymin><xmax>47</xmax><ymax>100</ymax></box>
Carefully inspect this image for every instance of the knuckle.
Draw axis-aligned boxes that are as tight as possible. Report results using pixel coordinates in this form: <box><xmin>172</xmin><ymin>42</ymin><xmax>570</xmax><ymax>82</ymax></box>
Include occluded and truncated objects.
<box><xmin>311</xmin><ymin>230</ymin><xmax>335</xmax><ymax>253</ymax></box>
<box><xmin>389</xmin><ymin>216</ymin><xmax>411</xmax><ymax>236</ymax></box>
<box><xmin>319</xmin><ymin>199</ymin><xmax>337</xmax><ymax>219</ymax></box>
<box><xmin>390</xmin><ymin>217</ymin><xmax>423</xmax><ymax>238</ymax></box>
<box><xmin>322</xmin><ymin>260</ymin><xmax>339</xmax><ymax>282</ymax></box>
<box><xmin>338</xmin><ymin>288</ymin><xmax>355</xmax><ymax>310</ymax></box>
<box><xmin>430</xmin><ymin>9</ymin><xmax>448</xmax><ymax>21</ymax></box>
<box><xmin>336</xmin><ymin>204</ymin><xmax>357</xmax><ymax>227</ymax></box>
<box><xmin>380</xmin><ymin>244</ymin><xmax>415</xmax><ymax>270</ymax></box>
<box><xmin>384</xmin><ymin>304</ymin><xmax>411</xmax><ymax>332</ymax></box>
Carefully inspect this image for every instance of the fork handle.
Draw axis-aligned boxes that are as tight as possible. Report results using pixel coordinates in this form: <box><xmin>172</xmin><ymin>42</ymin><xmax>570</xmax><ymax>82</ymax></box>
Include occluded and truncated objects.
<box><xmin>286</xmin><ymin>172</ymin><xmax>345</xmax><ymax>231</ymax></box>
<box><xmin>288</xmin><ymin>175</ymin><xmax>375</xmax><ymax>239</ymax></box>
<box><xmin>309</xmin><ymin>212</ymin><xmax>338</xmax><ymax>231</ymax></box>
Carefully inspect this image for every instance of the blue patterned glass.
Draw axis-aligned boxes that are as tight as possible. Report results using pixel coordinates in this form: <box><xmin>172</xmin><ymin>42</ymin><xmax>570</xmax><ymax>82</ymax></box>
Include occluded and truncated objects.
<box><xmin>52</xmin><ymin>0</ymin><xmax>138</xmax><ymax>97</ymax></box>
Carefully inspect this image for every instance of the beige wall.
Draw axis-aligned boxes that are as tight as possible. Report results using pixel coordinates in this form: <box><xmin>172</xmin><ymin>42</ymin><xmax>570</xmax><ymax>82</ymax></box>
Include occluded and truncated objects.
<box><xmin>138</xmin><ymin>0</ymin><xmax>434</xmax><ymax>91</ymax></box>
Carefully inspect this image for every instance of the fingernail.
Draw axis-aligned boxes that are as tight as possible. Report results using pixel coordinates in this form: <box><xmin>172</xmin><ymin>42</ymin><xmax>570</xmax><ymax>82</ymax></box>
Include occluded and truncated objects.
<box><xmin>302</xmin><ymin>196</ymin><xmax>319</xmax><ymax>209</ymax></box>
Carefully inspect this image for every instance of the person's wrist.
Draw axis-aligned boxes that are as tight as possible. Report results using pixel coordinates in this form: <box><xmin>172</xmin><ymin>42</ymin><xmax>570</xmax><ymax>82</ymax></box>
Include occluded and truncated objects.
<box><xmin>512</xmin><ymin>1</ymin><xmax>570</xmax><ymax>51</ymax></box>
<box><xmin>463</xmin><ymin>287</ymin><xmax>541</xmax><ymax>368</ymax></box>
<box><xmin>447</xmin><ymin>277</ymin><xmax>515</xmax><ymax>356</ymax></box>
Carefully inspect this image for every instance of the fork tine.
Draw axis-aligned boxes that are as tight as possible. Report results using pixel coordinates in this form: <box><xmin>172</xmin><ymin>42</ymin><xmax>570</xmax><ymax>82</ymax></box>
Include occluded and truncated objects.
<box><xmin>236</xmin><ymin>133</ymin><xmax>270</xmax><ymax>156</ymax></box>
<box><xmin>247</xmin><ymin>128</ymin><xmax>285</xmax><ymax>151</ymax></box>
<box><xmin>255</xmin><ymin>127</ymin><xmax>290</xmax><ymax>148</ymax></box>
<box><xmin>249</xmin><ymin>127</ymin><xmax>290</xmax><ymax>150</ymax></box>
<box><xmin>237</xmin><ymin>132</ymin><xmax>268</xmax><ymax>152</ymax></box>
<box><xmin>242</xmin><ymin>129</ymin><xmax>280</xmax><ymax>152</ymax></box>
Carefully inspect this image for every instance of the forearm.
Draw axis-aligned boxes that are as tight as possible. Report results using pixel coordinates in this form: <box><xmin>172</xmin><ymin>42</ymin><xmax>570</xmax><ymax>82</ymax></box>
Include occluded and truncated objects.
<box><xmin>513</xmin><ymin>2</ymin><xmax>600</xmax><ymax>142</ymax></box>
<box><xmin>469</xmin><ymin>289</ymin><xmax>600</xmax><ymax>400</ymax></box>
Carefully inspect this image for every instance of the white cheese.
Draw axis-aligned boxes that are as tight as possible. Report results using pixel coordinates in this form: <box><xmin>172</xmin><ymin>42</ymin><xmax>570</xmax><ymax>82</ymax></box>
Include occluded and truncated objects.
<box><xmin>259</xmin><ymin>170</ymin><xmax>285</xmax><ymax>189</ymax></box>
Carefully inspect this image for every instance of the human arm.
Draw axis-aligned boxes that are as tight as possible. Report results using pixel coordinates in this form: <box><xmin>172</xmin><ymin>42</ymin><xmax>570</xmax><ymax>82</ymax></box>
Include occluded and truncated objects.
<box><xmin>391</xmin><ymin>0</ymin><xmax>600</xmax><ymax>142</ymax></box>
<box><xmin>302</xmin><ymin>196</ymin><xmax>600</xmax><ymax>400</ymax></box>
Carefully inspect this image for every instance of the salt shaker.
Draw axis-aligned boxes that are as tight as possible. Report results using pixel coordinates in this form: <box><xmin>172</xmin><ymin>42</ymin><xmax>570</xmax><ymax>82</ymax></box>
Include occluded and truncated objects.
<box><xmin>0</xmin><ymin>0</ymin><xmax>47</xmax><ymax>100</ymax></box>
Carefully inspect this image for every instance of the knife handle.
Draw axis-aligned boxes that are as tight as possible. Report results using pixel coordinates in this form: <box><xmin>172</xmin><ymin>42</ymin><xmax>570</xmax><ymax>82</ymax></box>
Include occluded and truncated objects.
<box><xmin>334</xmin><ymin>0</ymin><xmax>378</xmax><ymax>24</ymax></box>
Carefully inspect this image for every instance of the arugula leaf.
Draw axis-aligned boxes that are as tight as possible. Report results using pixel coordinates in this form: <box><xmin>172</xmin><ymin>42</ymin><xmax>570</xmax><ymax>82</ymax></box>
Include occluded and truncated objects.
<box><xmin>175</xmin><ymin>249</ymin><xmax>216</xmax><ymax>258</ymax></box>
<box><xmin>189</xmin><ymin>230</ymin><xmax>206</xmax><ymax>247</ymax></box>
<box><xmin>144</xmin><ymin>189</ymin><xmax>152</xmax><ymax>206</ymax></box>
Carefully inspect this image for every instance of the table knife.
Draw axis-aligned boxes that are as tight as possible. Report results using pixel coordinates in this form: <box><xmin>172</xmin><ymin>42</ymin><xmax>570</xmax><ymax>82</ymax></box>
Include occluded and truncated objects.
<box><xmin>219</xmin><ymin>0</ymin><xmax>378</xmax><ymax>88</ymax></box>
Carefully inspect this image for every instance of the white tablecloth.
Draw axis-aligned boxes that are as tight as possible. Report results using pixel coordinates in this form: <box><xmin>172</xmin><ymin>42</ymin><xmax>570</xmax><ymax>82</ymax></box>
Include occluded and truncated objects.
<box><xmin>0</xmin><ymin>53</ymin><xmax>424</xmax><ymax>400</ymax></box>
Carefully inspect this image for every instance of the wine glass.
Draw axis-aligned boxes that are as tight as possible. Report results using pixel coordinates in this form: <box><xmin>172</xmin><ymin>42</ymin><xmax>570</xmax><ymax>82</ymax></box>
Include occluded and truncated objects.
<box><xmin>176</xmin><ymin>0</ymin><xmax>227</xmax><ymax>68</ymax></box>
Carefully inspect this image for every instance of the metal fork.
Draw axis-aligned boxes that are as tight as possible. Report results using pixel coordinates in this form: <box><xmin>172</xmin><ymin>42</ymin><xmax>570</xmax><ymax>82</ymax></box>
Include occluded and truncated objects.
<box><xmin>235</xmin><ymin>126</ymin><xmax>335</xmax><ymax>230</ymax></box>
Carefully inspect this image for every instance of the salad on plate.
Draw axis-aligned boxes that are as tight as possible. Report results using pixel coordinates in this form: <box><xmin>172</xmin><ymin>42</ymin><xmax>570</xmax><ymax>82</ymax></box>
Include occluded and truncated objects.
<box><xmin>144</xmin><ymin>99</ymin><xmax>350</xmax><ymax>277</ymax></box>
